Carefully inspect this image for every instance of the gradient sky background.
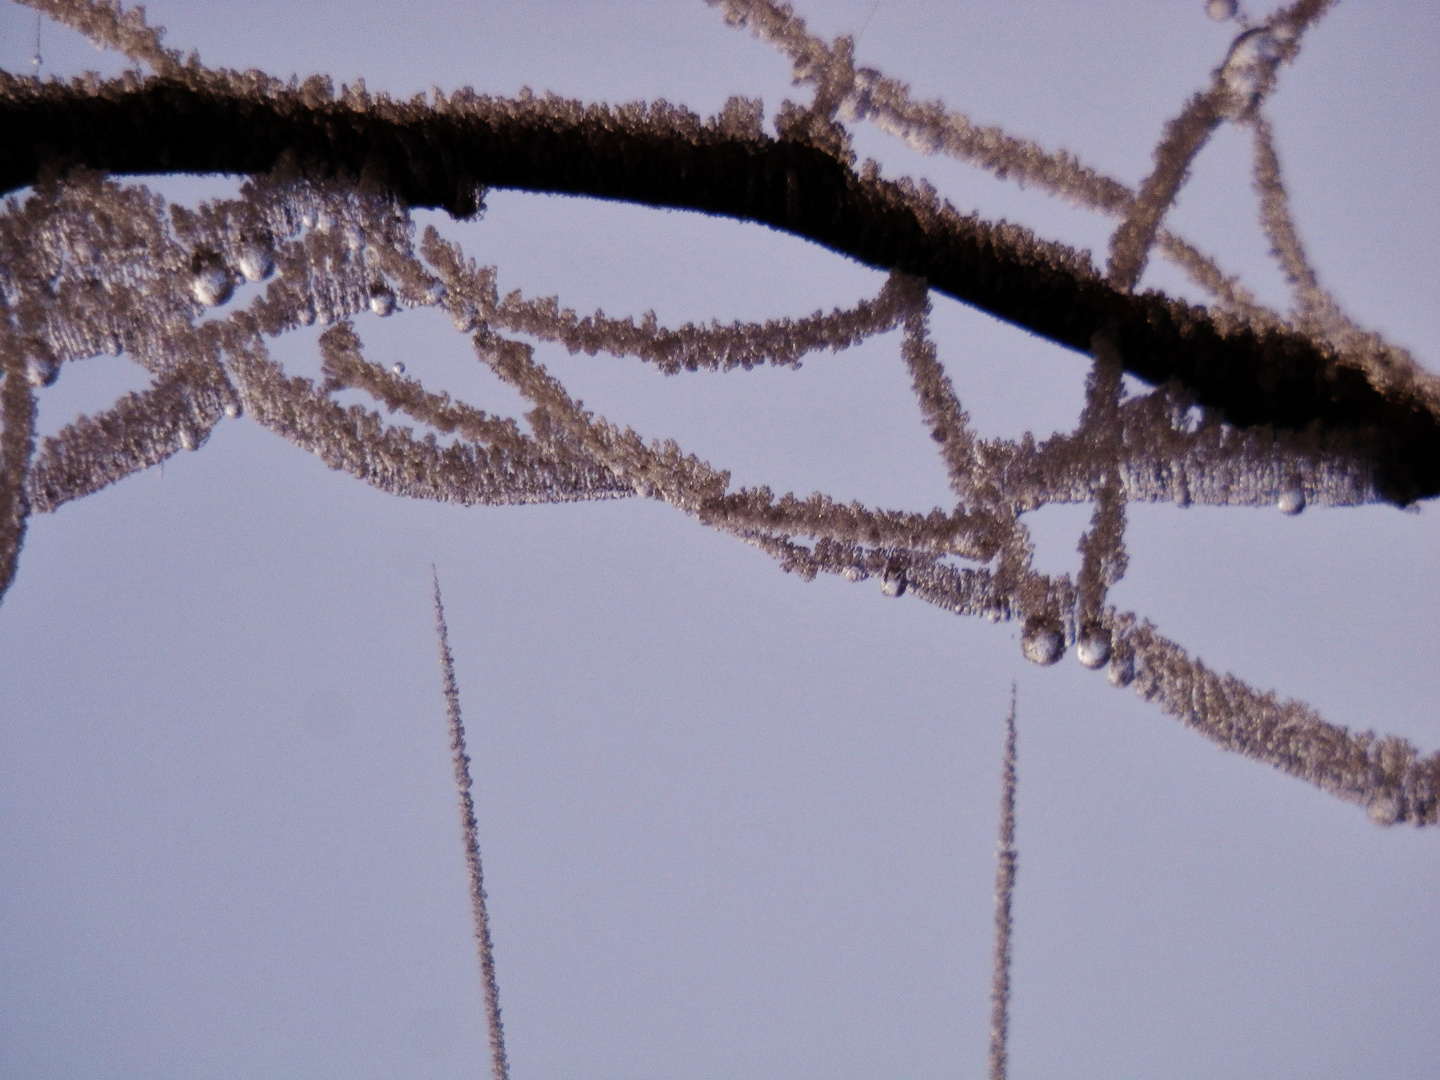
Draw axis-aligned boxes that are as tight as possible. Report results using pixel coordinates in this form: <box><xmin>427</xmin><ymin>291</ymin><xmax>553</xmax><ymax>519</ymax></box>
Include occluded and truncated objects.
<box><xmin>0</xmin><ymin>2</ymin><xmax>1437</xmax><ymax>1079</ymax></box>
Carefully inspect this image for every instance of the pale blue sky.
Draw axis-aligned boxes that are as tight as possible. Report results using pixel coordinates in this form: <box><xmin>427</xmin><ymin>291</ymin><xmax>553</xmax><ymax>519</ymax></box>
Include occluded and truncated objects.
<box><xmin>1</xmin><ymin>3</ymin><xmax>1437</xmax><ymax>1079</ymax></box>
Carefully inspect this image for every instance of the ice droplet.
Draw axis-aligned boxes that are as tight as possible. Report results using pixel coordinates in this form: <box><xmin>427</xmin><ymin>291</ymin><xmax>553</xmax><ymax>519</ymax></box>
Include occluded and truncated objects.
<box><xmin>1367</xmin><ymin>792</ymin><xmax>1405</xmax><ymax>826</ymax></box>
<box><xmin>1107</xmin><ymin>651</ymin><xmax>1136</xmax><ymax>688</ymax></box>
<box><xmin>451</xmin><ymin>302</ymin><xmax>478</xmax><ymax>332</ymax></box>
<box><xmin>841</xmin><ymin>566</ymin><xmax>866</xmax><ymax>582</ymax></box>
<box><xmin>1076</xmin><ymin>625</ymin><xmax>1112</xmax><ymax>669</ymax></box>
<box><xmin>391</xmin><ymin>362</ymin><xmax>406</xmax><ymax>375</ymax></box>
<box><xmin>24</xmin><ymin>345</ymin><xmax>59</xmax><ymax>388</ymax></box>
<box><xmin>178</xmin><ymin>427</ymin><xmax>199</xmax><ymax>452</ymax></box>
<box><xmin>236</xmin><ymin>243</ymin><xmax>275</xmax><ymax>282</ymax></box>
<box><xmin>1021</xmin><ymin>618</ymin><xmax>1064</xmax><ymax>666</ymax></box>
<box><xmin>189</xmin><ymin>251</ymin><xmax>233</xmax><ymax>307</ymax></box>
<box><xmin>369</xmin><ymin>287</ymin><xmax>396</xmax><ymax>317</ymax></box>
<box><xmin>1220</xmin><ymin>28</ymin><xmax>1279</xmax><ymax>110</ymax></box>
<box><xmin>223</xmin><ymin>400</ymin><xmax>243</xmax><ymax>419</ymax></box>
<box><xmin>1277</xmin><ymin>487</ymin><xmax>1305</xmax><ymax>515</ymax></box>
<box><xmin>880</xmin><ymin>564</ymin><xmax>907</xmax><ymax>597</ymax></box>
<box><xmin>1206</xmin><ymin>0</ymin><xmax>1237</xmax><ymax>20</ymax></box>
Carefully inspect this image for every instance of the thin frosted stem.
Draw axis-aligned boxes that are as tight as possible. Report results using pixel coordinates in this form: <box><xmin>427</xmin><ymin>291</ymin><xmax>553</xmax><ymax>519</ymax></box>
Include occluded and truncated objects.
<box><xmin>432</xmin><ymin>572</ymin><xmax>510</xmax><ymax>1080</ymax></box>
<box><xmin>989</xmin><ymin>685</ymin><xmax>1018</xmax><ymax>1080</ymax></box>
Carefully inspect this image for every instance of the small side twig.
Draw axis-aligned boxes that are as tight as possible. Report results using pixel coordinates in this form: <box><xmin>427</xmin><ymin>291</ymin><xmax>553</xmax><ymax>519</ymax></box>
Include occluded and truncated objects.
<box><xmin>988</xmin><ymin>683</ymin><xmax>1019</xmax><ymax>1080</ymax></box>
<box><xmin>432</xmin><ymin>569</ymin><xmax>511</xmax><ymax>1080</ymax></box>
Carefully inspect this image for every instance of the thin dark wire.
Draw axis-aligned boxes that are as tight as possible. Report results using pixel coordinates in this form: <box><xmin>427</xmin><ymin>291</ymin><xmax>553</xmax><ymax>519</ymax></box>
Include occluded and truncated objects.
<box><xmin>988</xmin><ymin>682</ymin><xmax>1018</xmax><ymax>1080</ymax></box>
<box><xmin>433</xmin><ymin>569</ymin><xmax>511</xmax><ymax>1080</ymax></box>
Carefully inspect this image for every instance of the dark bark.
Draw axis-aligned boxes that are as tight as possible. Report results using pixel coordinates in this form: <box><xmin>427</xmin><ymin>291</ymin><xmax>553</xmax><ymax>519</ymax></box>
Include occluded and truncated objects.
<box><xmin>3</xmin><ymin>75</ymin><xmax>1437</xmax><ymax>503</ymax></box>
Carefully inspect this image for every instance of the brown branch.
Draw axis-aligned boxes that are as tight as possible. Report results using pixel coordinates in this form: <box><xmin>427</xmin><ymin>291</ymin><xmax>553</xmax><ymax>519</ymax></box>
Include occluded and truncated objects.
<box><xmin>2</xmin><ymin>75</ymin><xmax>1439</xmax><ymax>503</ymax></box>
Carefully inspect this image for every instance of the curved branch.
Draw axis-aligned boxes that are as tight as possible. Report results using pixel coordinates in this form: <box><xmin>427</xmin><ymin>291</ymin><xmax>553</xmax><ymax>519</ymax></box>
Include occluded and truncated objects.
<box><xmin>2</xmin><ymin>75</ymin><xmax>1439</xmax><ymax>503</ymax></box>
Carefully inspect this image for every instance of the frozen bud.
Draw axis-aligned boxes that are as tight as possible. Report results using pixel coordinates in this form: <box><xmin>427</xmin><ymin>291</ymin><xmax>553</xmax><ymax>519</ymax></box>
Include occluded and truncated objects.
<box><xmin>1206</xmin><ymin>0</ymin><xmax>1237</xmax><ymax>19</ymax></box>
<box><xmin>880</xmin><ymin>564</ymin><xmax>907</xmax><ymax>597</ymax></box>
<box><xmin>1367</xmin><ymin>792</ymin><xmax>1405</xmax><ymax>826</ymax></box>
<box><xmin>25</xmin><ymin>342</ymin><xmax>60</xmax><ymax>388</ymax></box>
<box><xmin>1076</xmin><ymin>625</ymin><xmax>1112</xmax><ymax>669</ymax></box>
<box><xmin>1277</xmin><ymin>487</ymin><xmax>1305</xmax><ymax>515</ymax></box>
<box><xmin>189</xmin><ymin>250</ymin><xmax>234</xmax><ymax>307</ymax></box>
<box><xmin>391</xmin><ymin>362</ymin><xmax>406</xmax><ymax>375</ymax></box>
<box><xmin>236</xmin><ymin>241</ymin><xmax>275</xmax><ymax>282</ymax></box>
<box><xmin>1107</xmin><ymin>650</ymin><xmax>1136</xmax><ymax>688</ymax></box>
<box><xmin>1021</xmin><ymin>617</ymin><xmax>1064</xmax><ymax>666</ymax></box>
<box><xmin>369</xmin><ymin>285</ymin><xmax>396</xmax><ymax>317</ymax></box>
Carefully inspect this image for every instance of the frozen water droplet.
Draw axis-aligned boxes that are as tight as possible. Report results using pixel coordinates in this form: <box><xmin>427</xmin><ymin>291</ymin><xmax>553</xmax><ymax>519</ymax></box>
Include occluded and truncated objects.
<box><xmin>1367</xmin><ymin>792</ymin><xmax>1405</xmax><ymax>826</ymax></box>
<box><xmin>880</xmin><ymin>564</ymin><xmax>907</xmax><ymax>597</ymax></box>
<box><xmin>300</xmin><ymin>209</ymin><xmax>317</xmax><ymax>230</ymax></box>
<box><xmin>223</xmin><ymin>400</ymin><xmax>243</xmax><ymax>419</ymax></box>
<box><xmin>1021</xmin><ymin>618</ymin><xmax>1064</xmax><ymax>666</ymax></box>
<box><xmin>1107</xmin><ymin>651</ymin><xmax>1135</xmax><ymax>688</ymax></box>
<box><xmin>1277</xmin><ymin>487</ymin><xmax>1305</xmax><ymax>515</ymax></box>
<box><xmin>24</xmin><ymin>347</ymin><xmax>59</xmax><ymax>388</ymax></box>
<box><xmin>369</xmin><ymin>287</ymin><xmax>396</xmax><ymax>317</ymax></box>
<box><xmin>178</xmin><ymin>428</ymin><xmax>199</xmax><ymax>452</ymax></box>
<box><xmin>841</xmin><ymin>566</ymin><xmax>865</xmax><ymax>582</ymax></box>
<box><xmin>451</xmin><ymin>303</ymin><xmax>478</xmax><ymax>332</ymax></box>
<box><xmin>31</xmin><ymin>53</ymin><xmax>42</xmax><ymax>70</ymax></box>
<box><xmin>1076</xmin><ymin>625</ymin><xmax>1112</xmax><ymax>669</ymax></box>
<box><xmin>391</xmin><ymin>362</ymin><xmax>406</xmax><ymax>375</ymax></box>
<box><xmin>1206</xmin><ymin>0</ymin><xmax>1237</xmax><ymax>19</ymax></box>
<box><xmin>1220</xmin><ymin>28</ymin><xmax>1279</xmax><ymax>111</ymax></box>
<box><xmin>189</xmin><ymin>251</ymin><xmax>233</xmax><ymax>307</ymax></box>
<box><xmin>236</xmin><ymin>243</ymin><xmax>274</xmax><ymax>282</ymax></box>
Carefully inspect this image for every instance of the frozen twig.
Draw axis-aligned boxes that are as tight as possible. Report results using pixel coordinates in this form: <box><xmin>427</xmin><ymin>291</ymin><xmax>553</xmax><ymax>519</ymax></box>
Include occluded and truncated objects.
<box><xmin>432</xmin><ymin>571</ymin><xmax>511</xmax><ymax>1080</ymax></box>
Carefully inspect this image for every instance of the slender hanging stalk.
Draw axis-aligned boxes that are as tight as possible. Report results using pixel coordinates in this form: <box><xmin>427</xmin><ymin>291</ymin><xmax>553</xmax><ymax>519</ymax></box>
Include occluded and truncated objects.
<box><xmin>988</xmin><ymin>684</ymin><xmax>1018</xmax><ymax>1080</ymax></box>
<box><xmin>432</xmin><ymin>570</ymin><xmax>511</xmax><ymax>1080</ymax></box>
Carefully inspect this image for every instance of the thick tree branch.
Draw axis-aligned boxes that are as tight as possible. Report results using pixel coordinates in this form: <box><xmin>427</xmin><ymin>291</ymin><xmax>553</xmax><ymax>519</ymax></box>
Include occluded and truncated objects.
<box><xmin>3</xmin><ymin>74</ymin><xmax>1438</xmax><ymax>502</ymax></box>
